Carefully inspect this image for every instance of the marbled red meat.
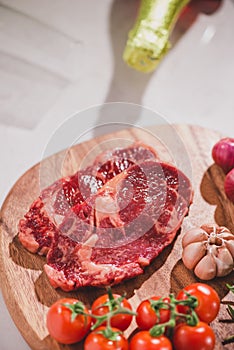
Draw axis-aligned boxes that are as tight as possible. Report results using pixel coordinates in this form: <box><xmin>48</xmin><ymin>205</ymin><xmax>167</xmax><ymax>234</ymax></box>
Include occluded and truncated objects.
<box><xmin>44</xmin><ymin>160</ymin><xmax>193</xmax><ymax>291</ymax></box>
<box><xmin>18</xmin><ymin>143</ymin><xmax>158</xmax><ymax>255</ymax></box>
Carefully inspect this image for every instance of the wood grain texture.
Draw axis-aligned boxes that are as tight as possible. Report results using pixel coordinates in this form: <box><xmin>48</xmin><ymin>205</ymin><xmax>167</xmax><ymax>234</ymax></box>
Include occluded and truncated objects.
<box><xmin>0</xmin><ymin>124</ymin><xmax>234</xmax><ymax>350</ymax></box>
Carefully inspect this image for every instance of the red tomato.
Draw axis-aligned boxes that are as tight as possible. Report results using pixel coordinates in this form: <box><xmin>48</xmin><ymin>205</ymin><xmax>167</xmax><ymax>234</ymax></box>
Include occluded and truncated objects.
<box><xmin>173</xmin><ymin>321</ymin><xmax>215</xmax><ymax>350</ymax></box>
<box><xmin>84</xmin><ymin>326</ymin><xmax>129</xmax><ymax>350</ymax></box>
<box><xmin>176</xmin><ymin>283</ymin><xmax>220</xmax><ymax>323</ymax></box>
<box><xmin>129</xmin><ymin>331</ymin><xmax>172</xmax><ymax>350</ymax></box>
<box><xmin>46</xmin><ymin>298</ymin><xmax>91</xmax><ymax>344</ymax></box>
<box><xmin>91</xmin><ymin>293</ymin><xmax>133</xmax><ymax>331</ymax></box>
<box><xmin>136</xmin><ymin>297</ymin><xmax>170</xmax><ymax>330</ymax></box>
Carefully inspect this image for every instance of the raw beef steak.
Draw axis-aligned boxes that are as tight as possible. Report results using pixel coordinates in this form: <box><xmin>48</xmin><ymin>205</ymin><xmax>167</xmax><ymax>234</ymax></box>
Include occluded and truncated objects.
<box><xmin>44</xmin><ymin>160</ymin><xmax>193</xmax><ymax>291</ymax></box>
<box><xmin>18</xmin><ymin>143</ymin><xmax>158</xmax><ymax>255</ymax></box>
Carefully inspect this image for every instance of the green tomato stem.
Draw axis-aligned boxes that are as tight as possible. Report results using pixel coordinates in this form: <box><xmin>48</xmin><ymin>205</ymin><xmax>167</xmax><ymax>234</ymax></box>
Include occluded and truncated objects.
<box><xmin>90</xmin><ymin>289</ymin><xmax>136</xmax><ymax>336</ymax></box>
<box><xmin>148</xmin><ymin>291</ymin><xmax>199</xmax><ymax>337</ymax></box>
<box><xmin>63</xmin><ymin>302</ymin><xmax>87</xmax><ymax>322</ymax></box>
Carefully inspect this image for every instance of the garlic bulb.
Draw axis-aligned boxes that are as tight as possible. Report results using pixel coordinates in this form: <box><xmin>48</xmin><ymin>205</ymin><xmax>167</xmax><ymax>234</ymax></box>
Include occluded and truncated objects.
<box><xmin>182</xmin><ymin>224</ymin><xmax>234</xmax><ymax>280</ymax></box>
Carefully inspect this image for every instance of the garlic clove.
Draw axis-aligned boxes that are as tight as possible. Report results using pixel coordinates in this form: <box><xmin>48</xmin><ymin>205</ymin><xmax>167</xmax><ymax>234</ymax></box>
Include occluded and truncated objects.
<box><xmin>182</xmin><ymin>228</ymin><xmax>208</xmax><ymax>248</ymax></box>
<box><xmin>182</xmin><ymin>242</ymin><xmax>207</xmax><ymax>270</ymax></box>
<box><xmin>201</xmin><ymin>224</ymin><xmax>218</xmax><ymax>234</ymax></box>
<box><xmin>224</xmin><ymin>238</ymin><xmax>234</xmax><ymax>258</ymax></box>
<box><xmin>194</xmin><ymin>254</ymin><xmax>217</xmax><ymax>280</ymax></box>
<box><xmin>214</xmin><ymin>247</ymin><xmax>234</xmax><ymax>277</ymax></box>
<box><xmin>182</xmin><ymin>224</ymin><xmax>234</xmax><ymax>280</ymax></box>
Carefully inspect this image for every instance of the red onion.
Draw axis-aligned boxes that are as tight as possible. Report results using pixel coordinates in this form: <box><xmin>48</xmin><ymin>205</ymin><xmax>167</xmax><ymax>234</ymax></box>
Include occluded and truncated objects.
<box><xmin>224</xmin><ymin>168</ymin><xmax>234</xmax><ymax>203</ymax></box>
<box><xmin>212</xmin><ymin>137</ymin><xmax>234</xmax><ymax>174</ymax></box>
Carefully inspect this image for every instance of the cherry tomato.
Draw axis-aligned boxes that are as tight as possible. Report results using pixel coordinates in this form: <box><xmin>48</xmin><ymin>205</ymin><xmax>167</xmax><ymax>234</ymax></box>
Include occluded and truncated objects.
<box><xmin>129</xmin><ymin>331</ymin><xmax>172</xmax><ymax>350</ymax></box>
<box><xmin>46</xmin><ymin>298</ymin><xmax>91</xmax><ymax>344</ymax></box>
<box><xmin>91</xmin><ymin>293</ymin><xmax>133</xmax><ymax>331</ymax></box>
<box><xmin>176</xmin><ymin>283</ymin><xmax>220</xmax><ymax>323</ymax></box>
<box><xmin>84</xmin><ymin>326</ymin><xmax>129</xmax><ymax>350</ymax></box>
<box><xmin>173</xmin><ymin>321</ymin><xmax>215</xmax><ymax>350</ymax></box>
<box><xmin>136</xmin><ymin>297</ymin><xmax>170</xmax><ymax>330</ymax></box>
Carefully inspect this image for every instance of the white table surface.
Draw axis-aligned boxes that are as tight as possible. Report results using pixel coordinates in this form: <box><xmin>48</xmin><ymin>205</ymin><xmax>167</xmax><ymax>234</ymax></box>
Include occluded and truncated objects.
<box><xmin>0</xmin><ymin>1</ymin><xmax>234</xmax><ymax>349</ymax></box>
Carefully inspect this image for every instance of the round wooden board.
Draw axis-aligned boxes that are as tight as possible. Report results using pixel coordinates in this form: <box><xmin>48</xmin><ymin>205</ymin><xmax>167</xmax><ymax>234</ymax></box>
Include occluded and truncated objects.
<box><xmin>0</xmin><ymin>124</ymin><xmax>234</xmax><ymax>350</ymax></box>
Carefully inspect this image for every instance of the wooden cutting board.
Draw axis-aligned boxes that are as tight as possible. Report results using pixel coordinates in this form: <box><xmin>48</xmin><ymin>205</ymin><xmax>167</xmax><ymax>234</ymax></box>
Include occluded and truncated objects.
<box><xmin>0</xmin><ymin>124</ymin><xmax>234</xmax><ymax>350</ymax></box>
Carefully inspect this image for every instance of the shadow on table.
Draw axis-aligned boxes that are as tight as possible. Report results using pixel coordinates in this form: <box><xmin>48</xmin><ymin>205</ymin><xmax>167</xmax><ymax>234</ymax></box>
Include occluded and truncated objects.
<box><xmin>200</xmin><ymin>163</ymin><xmax>234</xmax><ymax>233</ymax></box>
<box><xmin>93</xmin><ymin>0</ymin><xmax>152</xmax><ymax>137</ymax></box>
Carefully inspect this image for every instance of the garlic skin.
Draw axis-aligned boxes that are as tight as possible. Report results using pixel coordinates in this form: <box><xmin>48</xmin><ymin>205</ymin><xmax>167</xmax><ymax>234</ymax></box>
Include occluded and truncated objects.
<box><xmin>182</xmin><ymin>224</ymin><xmax>234</xmax><ymax>280</ymax></box>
